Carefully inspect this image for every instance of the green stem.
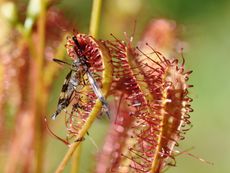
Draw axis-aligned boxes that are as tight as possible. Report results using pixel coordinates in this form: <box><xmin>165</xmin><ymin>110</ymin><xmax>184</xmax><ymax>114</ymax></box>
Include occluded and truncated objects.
<box><xmin>89</xmin><ymin>0</ymin><xmax>102</xmax><ymax>38</ymax></box>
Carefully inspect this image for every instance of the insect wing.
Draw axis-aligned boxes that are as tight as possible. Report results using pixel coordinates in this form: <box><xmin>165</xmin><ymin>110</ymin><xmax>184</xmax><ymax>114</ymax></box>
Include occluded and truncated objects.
<box><xmin>86</xmin><ymin>71</ymin><xmax>110</xmax><ymax>118</ymax></box>
<box><xmin>87</xmin><ymin>71</ymin><xmax>103</xmax><ymax>99</ymax></box>
<box><xmin>51</xmin><ymin>70</ymin><xmax>73</xmax><ymax>120</ymax></box>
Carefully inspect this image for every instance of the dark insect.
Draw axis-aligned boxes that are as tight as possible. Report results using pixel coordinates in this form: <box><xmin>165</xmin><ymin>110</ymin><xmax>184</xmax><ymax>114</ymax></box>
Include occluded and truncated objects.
<box><xmin>51</xmin><ymin>35</ymin><xmax>109</xmax><ymax>120</ymax></box>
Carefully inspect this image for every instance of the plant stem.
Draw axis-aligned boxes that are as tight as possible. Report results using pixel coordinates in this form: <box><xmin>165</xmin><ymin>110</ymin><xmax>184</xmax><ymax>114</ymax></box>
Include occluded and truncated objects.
<box><xmin>34</xmin><ymin>0</ymin><xmax>47</xmax><ymax>172</ymax></box>
<box><xmin>70</xmin><ymin>140</ymin><xmax>82</xmax><ymax>173</ymax></box>
<box><xmin>89</xmin><ymin>0</ymin><xmax>102</xmax><ymax>38</ymax></box>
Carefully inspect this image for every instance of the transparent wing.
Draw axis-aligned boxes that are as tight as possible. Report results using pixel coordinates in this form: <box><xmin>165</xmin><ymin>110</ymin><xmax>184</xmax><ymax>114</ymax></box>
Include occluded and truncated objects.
<box><xmin>86</xmin><ymin>71</ymin><xmax>110</xmax><ymax>118</ymax></box>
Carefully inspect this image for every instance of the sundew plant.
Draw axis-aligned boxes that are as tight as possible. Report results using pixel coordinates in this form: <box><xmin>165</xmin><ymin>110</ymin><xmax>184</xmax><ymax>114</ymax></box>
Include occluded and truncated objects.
<box><xmin>0</xmin><ymin>0</ymin><xmax>197</xmax><ymax>173</ymax></box>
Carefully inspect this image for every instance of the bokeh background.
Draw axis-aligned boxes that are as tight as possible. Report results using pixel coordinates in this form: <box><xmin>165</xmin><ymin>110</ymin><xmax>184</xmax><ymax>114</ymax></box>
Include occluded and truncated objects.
<box><xmin>1</xmin><ymin>0</ymin><xmax>230</xmax><ymax>173</ymax></box>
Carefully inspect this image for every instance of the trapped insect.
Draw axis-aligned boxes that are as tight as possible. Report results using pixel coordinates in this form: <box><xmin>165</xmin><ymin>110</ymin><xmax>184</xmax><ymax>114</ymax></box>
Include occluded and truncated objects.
<box><xmin>51</xmin><ymin>35</ymin><xmax>110</xmax><ymax>120</ymax></box>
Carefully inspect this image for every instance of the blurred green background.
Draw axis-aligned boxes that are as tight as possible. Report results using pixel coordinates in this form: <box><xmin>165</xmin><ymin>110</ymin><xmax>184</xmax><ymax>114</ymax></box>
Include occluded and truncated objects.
<box><xmin>2</xmin><ymin>0</ymin><xmax>230</xmax><ymax>172</ymax></box>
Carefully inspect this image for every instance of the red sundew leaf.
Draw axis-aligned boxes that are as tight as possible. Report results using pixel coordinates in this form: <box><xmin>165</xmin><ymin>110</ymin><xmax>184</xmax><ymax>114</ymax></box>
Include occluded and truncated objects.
<box><xmin>95</xmin><ymin>36</ymin><xmax>153</xmax><ymax>172</ymax></box>
<box><xmin>135</xmin><ymin>45</ymin><xmax>193</xmax><ymax>172</ymax></box>
<box><xmin>100</xmin><ymin>37</ymin><xmax>155</xmax><ymax>172</ymax></box>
